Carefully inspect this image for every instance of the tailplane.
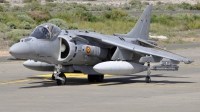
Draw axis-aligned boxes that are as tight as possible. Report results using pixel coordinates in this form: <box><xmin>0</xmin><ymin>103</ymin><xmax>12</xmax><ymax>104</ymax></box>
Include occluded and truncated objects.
<box><xmin>114</xmin><ymin>4</ymin><xmax>152</xmax><ymax>40</ymax></box>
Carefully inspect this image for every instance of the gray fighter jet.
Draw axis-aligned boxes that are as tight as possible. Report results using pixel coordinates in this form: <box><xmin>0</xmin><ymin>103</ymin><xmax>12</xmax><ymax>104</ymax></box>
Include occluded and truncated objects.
<box><xmin>9</xmin><ymin>5</ymin><xmax>193</xmax><ymax>85</ymax></box>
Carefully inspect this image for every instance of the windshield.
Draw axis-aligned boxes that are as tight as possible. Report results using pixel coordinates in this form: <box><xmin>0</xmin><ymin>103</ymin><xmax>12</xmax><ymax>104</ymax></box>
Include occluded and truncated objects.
<box><xmin>30</xmin><ymin>23</ymin><xmax>61</xmax><ymax>39</ymax></box>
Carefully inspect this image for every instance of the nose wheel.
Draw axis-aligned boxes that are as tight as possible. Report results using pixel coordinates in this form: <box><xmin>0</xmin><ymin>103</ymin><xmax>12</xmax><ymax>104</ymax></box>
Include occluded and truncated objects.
<box><xmin>56</xmin><ymin>72</ymin><xmax>66</xmax><ymax>85</ymax></box>
<box><xmin>145</xmin><ymin>62</ymin><xmax>151</xmax><ymax>83</ymax></box>
<box><xmin>53</xmin><ymin>65</ymin><xmax>67</xmax><ymax>85</ymax></box>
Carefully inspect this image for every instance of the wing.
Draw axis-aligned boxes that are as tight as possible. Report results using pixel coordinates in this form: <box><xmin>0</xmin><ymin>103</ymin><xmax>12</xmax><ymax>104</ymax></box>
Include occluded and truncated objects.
<box><xmin>74</xmin><ymin>31</ymin><xmax>193</xmax><ymax>64</ymax></box>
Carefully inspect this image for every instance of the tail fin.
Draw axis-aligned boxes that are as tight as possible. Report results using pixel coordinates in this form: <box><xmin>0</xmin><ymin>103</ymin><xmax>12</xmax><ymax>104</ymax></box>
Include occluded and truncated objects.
<box><xmin>114</xmin><ymin>4</ymin><xmax>152</xmax><ymax>40</ymax></box>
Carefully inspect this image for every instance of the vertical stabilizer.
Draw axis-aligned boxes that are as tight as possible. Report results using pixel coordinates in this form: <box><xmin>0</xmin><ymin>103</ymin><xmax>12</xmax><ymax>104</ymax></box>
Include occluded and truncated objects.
<box><xmin>114</xmin><ymin>5</ymin><xmax>152</xmax><ymax>40</ymax></box>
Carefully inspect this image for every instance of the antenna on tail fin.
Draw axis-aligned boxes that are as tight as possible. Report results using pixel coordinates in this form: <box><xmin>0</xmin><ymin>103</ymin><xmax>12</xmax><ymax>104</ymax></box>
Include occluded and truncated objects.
<box><xmin>114</xmin><ymin>4</ymin><xmax>153</xmax><ymax>40</ymax></box>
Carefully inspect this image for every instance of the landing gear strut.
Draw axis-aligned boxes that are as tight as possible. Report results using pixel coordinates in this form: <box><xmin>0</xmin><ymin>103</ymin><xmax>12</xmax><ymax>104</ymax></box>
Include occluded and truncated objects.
<box><xmin>88</xmin><ymin>75</ymin><xmax>104</xmax><ymax>83</ymax></box>
<box><xmin>53</xmin><ymin>65</ymin><xmax>67</xmax><ymax>85</ymax></box>
<box><xmin>145</xmin><ymin>62</ymin><xmax>151</xmax><ymax>83</ymax></box>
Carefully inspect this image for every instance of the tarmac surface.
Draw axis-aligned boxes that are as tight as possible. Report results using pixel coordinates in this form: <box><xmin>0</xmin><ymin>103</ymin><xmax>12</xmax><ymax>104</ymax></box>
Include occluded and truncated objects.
<box><xmin>0</xmin><ymin>47</ymin><xmax>200</xmax><ymax>112</ymax></box>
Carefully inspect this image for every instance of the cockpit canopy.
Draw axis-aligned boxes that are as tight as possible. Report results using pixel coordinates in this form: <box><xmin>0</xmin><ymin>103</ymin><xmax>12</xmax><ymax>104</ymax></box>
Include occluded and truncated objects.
<box><xmin>30</xmin><ymin>23</ymin><xmax>61</xmax><ymax>39</ymax></box>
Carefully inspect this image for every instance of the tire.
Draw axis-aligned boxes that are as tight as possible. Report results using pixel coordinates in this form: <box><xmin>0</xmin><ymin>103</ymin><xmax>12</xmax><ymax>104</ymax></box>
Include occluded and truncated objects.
<box><xmin>145</xmin><ymin>76</ymin><xmax>151</xmax><ymax>83</ymax></box>
<box><xmin>56</xmin><ymin>73</ymin><xmax>66</xmax><ymax>85</ymax></box>
<box><xmin>52</xmin><ymin>74</ymin><xmax>55</xmax><ymax>80</ymax></box>
<box><xmin>95</xmin><ymin>75</ymin><xmax>104</xmax><ymax>82</ymax></box>
<box><xmin>88</xmin><ymin>75</ymin><xmax>95</xmax><ymax>82</ymax></box>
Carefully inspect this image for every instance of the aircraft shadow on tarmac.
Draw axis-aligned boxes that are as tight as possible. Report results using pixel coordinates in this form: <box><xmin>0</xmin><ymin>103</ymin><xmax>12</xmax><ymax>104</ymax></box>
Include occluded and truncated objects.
<box><xmin>20</xmin><ymin>74</ymin><xmax>194</xmax><ymax>89</ymax></box>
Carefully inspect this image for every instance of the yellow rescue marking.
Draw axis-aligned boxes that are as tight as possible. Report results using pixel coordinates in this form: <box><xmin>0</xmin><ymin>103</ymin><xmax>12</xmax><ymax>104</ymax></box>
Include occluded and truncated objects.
<box><xmin>37</xmin><ymin>73</ymin><xmax>112</xmax><ymax>78</ymax></box>
<box><xmin>43</xmin><ymin>78</ymin><xmax>53</xmax><ymax>82</ymax></box>
<box><xmin>0</xmin><ymin>74</ymin><xmax>113</xmax><ymax>85</ymax></box>
<box><xmin>0</xmin><ymin>78</ymin><xmax>36</xmax><ymax>84</ymax></box>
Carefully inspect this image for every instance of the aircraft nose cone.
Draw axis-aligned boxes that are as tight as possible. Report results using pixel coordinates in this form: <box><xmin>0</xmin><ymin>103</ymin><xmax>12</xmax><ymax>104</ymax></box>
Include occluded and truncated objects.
<box><xmin>9</xmin><ymin>43</ymin><xmax>31</xmax><ymax>58</ymax></box>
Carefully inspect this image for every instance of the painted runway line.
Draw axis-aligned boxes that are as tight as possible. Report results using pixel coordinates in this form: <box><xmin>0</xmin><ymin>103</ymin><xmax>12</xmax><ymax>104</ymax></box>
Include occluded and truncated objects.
<box><xmin>0</xmin><ymin>73</ymin><xmax>112</xmax><ymax>85</ymax></box>
<box><xmin>0</xmin><ymin>78</ymin><xmax>36</xmax><ymax>84</ymax></box>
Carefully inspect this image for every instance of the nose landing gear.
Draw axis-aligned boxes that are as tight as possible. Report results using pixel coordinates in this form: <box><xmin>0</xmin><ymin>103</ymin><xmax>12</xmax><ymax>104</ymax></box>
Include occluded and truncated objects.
<box><xmin>53</xmin><ymin>65</ymin><xmax>67</xmax><ymax>85</ymax></box>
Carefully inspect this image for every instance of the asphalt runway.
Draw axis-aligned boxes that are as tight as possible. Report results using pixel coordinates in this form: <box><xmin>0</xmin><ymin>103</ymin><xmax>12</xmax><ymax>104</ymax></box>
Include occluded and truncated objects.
<box><xmin>0</xmin><ymin>47</ymin><xmax>200</xmax><ymax>112</ymax></box>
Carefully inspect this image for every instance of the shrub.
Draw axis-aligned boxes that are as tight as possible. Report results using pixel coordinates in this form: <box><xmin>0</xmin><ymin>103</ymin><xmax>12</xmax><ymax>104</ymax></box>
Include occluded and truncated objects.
<box><xmin>76</xmin><ymin>4</ymin><xmax>90</xmax><ymax>11</ymax></box>
<box><xmin>122</xmin><ymin>16</ymin><xmax>136</xmax><ymax>22</ymax></box>
<box><xmin>19</xmin><ymin>21</ymin><xmax>33</xmax><ymax>29</ymax></box>
<box><xmin>178</xmin><ymin>2</ymin><xmax>196</xmax><ymax>10</ymax></box>
<box><xmin>6</xmin><ymin>29</ymin><xmax>31</xmax><ymax>40</ymax></box>
<box><xmin>52</xmin><ymin>12</ymin><xmax>71</xmax><ymax>22</ymax></box>
<box><xmin>48</xmin><ymin>18</ymin><xmax>68</xmax><ymax>29</ymax></box>
<box><xmin>195</xmin><ymin>2</ymin><xmax>200</xmax><ymax>10</ymax></box>
<box><xmin>0</xmin><ymin>23</ymin><xmax>9</xmax><ymax>32</ymax></box>
<box><xmin>45</xmin><ymin>0</ymin><xmax>54</xmax><ymax>2</ymax></box>
<box><xmin>129</xmin><ymin>0</ymin><xmax>141</xmax><ymax>6</ymax></box>
<box><xmin>69</xmin><ymin>23</ymin><xmax>78</xmax><ymax>30</ymax></box>
<box><xmin>0</xmin><ymin>14</ymin><xmax>5</xmax><ymax>22</ymax></box>
<box><xmin>157</xmin><ymin>1</ymin><xmax>163</xmax><ymax>5</ymax></box>
<box><xmin>8</xmin><ymin>40</ymin><xmax>16</xmax><ymax>46</ymax></box>
<box><xmin>0</xmin><ymin>0</ymin><xmax>8</xmax><ymax>3</ymax></box>
<box><xmin>7</xmin><ymin>22</ymin><xmax>16</xmax><ymax>29</ymax></box>
<box><xmin>151</xmin><ymin>14</ymin><xmax>175</xmax><ymax>26</ymax></box>
<box><xmin>6</xmin><ymin>29</ymin><xmax>31</xmax><ymax>46</ymax></box>
<box><xmin>45</xmin><ymin>2</ymin><xmax>57</xmax><ymax>7</ymax></box>
<box><xmin>17</xmin><ymin>14</ymin><xmax>34</xmax><ymax>23</ymax></box>
<box><xmin>23</xmin><ymin>1</ymin><xmax>42</xmax><ymax>11</ymax></box>
<box><xmin>10</xmin><ymin>6</ymin><xmax>23</xmax><ymax>12</ymax></box>
<box><xmin>121</xmin><ymin>3</ymin><xmax>132</xmax><ymax>10</ymax></box>
<box><xmin>166</xmin><ymin>4</ymin><xmax>175</xmax><ymax>11</ymax></box>
<box><xmin>102</xmin><ymin>9</ymin><xmax>128</xmax><ymax>20</ymax></box>
<box><xmin>10</xmin><ymin>36</ymin><xmax>23</xmax><ymax>44</ymax></box>
<box><xmin>72</xmin><ymin>9</ymin><xmax>99</xmax><ymax>22</ymax></box>
<box><xmin>80</xmin><ymin>12</ymin><xmax>99</xmax><ymax>22</ymax></box>
<box><xmin>7</xmin><ymin>30</ymin><xmax>28</xmax><ymax>46</ymax></box>
<box><xmin>0</xmin><ymin>5</ymin><xmax>4</xmax><ymax>12</ymax></box>
<box><xmin>193</xmin><ymin>15</ymin><xmax>200</xmax><ymax>20</ymax></box>
<box><xmin>29</xmin><ymin>10</ymin><xmax>50</xmax><ymax>22</ymax></box>
<box><xmin>23</xmin><ymin>0</ymin><xmax>37</xmax><ymax>3</ymax></box>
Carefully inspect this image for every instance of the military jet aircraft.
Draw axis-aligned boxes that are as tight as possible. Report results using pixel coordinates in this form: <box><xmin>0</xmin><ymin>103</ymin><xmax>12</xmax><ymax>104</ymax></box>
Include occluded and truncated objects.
<box><xmin>9</xmin><ymin>5</ymin><xmax>193</xmax><ymax>85</ymax></box>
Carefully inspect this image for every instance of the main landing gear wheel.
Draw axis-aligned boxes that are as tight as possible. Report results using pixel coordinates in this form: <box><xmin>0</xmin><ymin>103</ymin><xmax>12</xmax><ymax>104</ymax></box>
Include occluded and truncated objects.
<box><xmin>88</xmin><ymin>75</ymin><xmax>96</xmax><ymax>82</ymax></box>
<box><xmin>52</xmin><ymin>74</ymin><xmax>55</xmax><ymax>80</ymax></box>
<box><xmin>95</xmin><ymin>75</ymin><xmax>104</xmax><ymax>82</ymax></box>
<box><xmin>88</xmin><ymin>75</ymin><xmax>104</xmax><ymax>83</ymax></box>
<box><xmin>145</xmin><ymin>62</ymin><xmax>151</xmax><ymax>83</ymax></box>
<box><xmin>56</xmin><ymin>72</ymin><xmax>66</xmax><ymax>85</ymax></box>
<box><xmin>145</xmin><ymin>76</ymin><xmax>151</xmax><ymax>83</ymax></box>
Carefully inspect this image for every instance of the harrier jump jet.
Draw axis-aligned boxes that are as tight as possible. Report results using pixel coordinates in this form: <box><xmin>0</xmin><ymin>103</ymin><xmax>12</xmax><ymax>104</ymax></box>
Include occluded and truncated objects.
<box><xmin>9</xmin><ymin>5</ymin><xmax>193</xmax><ymax>85</ymax></box>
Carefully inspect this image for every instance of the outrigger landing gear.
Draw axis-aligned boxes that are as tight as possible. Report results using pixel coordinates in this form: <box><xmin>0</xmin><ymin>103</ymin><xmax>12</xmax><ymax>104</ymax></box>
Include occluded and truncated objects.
<box><xmin>53</xmin><ymin>65</ymin><xmax>67</xmax><ymax>85</ymax></box>
<box><xmin>145</xmin><ymin>62</ymin><xmax>151</xmax><ymax>83</ymax></box>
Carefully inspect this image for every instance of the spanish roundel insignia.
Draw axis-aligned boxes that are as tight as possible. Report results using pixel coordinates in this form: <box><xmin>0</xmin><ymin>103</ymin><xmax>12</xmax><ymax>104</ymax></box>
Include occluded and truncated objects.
<box><xmin>86</xmin><ymin>46</ymin><xmax>91</xmax><ymax>53</ymax></box>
